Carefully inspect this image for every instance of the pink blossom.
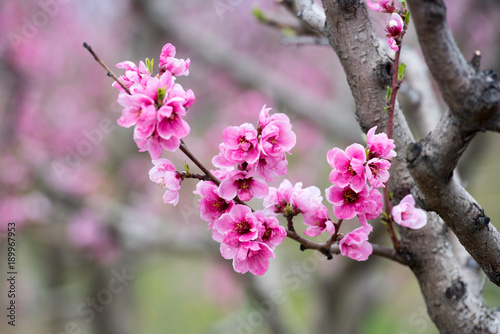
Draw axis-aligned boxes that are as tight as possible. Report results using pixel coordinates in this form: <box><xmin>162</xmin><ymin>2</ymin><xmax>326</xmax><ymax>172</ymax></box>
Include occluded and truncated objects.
<box><xmin>258</xmin><ymin>109</ymin><xmax>296</xmax><ymax>157</ymax></box>
<box><xmin>366</xmin><ymin>126</ymin><xmax>396</xmax><ymax>160</ymax></box>
<box><xmin>254</xmin><ymin>211</ymin><xmax>286</xmax><ymax>249</ymax></box>
<box><xmin>194</xmin><ymin>181</ymin><xmax>234</xmax><ymax>228</ymax></box>
<box><xmin>326</xmin><ymin>184</ymin><xmax>370</xmax><ymax>220</ymax></box>
<box><xmin>169</xmin><ymin>83</ymin><xmax>195</xmax><ymax>109</ymax></box>
<box><xmin>258</xmin><ymin>105</ymin><xmax>290</xmax><ymax>128</ymax></box>
<box><xmin>159</xmin><ymin>43</ymin><xmax>191</xmax><ymax>77</ymax></box>
<box><xmin>388</xmin><ymin>37</ymin><xmax>399</xmax><ymax>52</ymax></box>
<box><xmin>113</xmin><ymin>60</ymin><xmax>151</xmax><ymax>92</ymax></box>
<box><xmin>386</xmin><ymin>13</ymin><xmax>404</xmax><ymax>38</ymax></box>
<box><xmin>290</xmin><ymin>182</ymin><xmax>323</xmax><ymax>215</ymax></box>
<box><xmin>213</xmin><ymin>123</ymin><xmax>260</xmax><ymax>167</ymax></box>
<box><xmin>149</xmin><ymin>158</ymin><xmax>181</xmax><ymax>205</ymax></box>
<box><xmin>327</xmin><ymin>144</ymin><xmax>366</xmax><ymax>192</ymax></box>
<box><xmin>339</xmin><ymin>225</ymin><xmax>373</xmax><ymax>261</ymax></box>
<box><xmin>116</xmin><ymin>93</ymin><xmax>156</xmax><ymax>128</ymax></box>
<box><xmin>363</xmin><ymin>187</ymin><xmax>384</xmax><ymax>220</ymax></box>
<box><xmin>130</xmin><ymin>70</ymin><xmax>174</xmax><ymax>103</ymax></box>
<box><xmin>157</xmin><ymin>97</ymin><xmax>190</xmax><ymax>140</ymax></box>
<box><xmin>263</xmin><ymin>179</ymin><xmax>295</xmax><ymax>214</ymax></box>
<box><xmin>249</xmin><ymin>153</ymin><xmax>288</xmax><ymax>182</ymax></box>
<box><xmin>392</xmin><ymin>194</ymin><xmax>427</xmax><ymax>229</ymax></box>
<box><xmin>135</xmin><ymin>131</ymin><xmax>180</xmax><ymax>159</ymax></box>
<box><xmin>302</xmin><ymin>204</ymin><xmax>336</xmax><ymax>237</ymax></box>
<box><xmin>233</xmin><ymin>241</ymin><xmax>275</xmax><ymax>275</ymax></box>
<box><xmin>366</xmin><ymin>158</ymin><xmax>391</xmax><ymax>188</ymax></box>
<box><xmin>263</xmin><ymin>179</ymin><xmax>322</xmax><ymax>215</ymax></box>
<box><xmin>366</xmin><ymin>0</ymin><xmax>396</xmax><ymax>13</ymax></box>
<box><xmin>211</xmin><ymin>168</ymin><xmax>231</xmax><ymax>181</ymax></box>
<box><xmin>218</xmin><ymin>170</ymin><xmax>269</xmax><ymax>201</ymax></box>
<box><xmin>357</xmin><ymin>187</ymin><xmax>384</xmax><ymax>226</ymax></box>
<box><xmin>213</xmin><ymin>205</ymin><xmax>259</xmax><ymax>248</ymax></box>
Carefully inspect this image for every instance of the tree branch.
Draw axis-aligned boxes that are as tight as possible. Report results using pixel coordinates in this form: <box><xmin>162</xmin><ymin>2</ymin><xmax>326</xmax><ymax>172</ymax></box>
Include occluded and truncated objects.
<box><xmin>406</xmin><ymin>0</ymin><xmax>500</xmax><ymax>287</ymax></box>
<box><xmin>285</xmin><ymin>229</ymin><xmax>408</xmax><ymax>265</ymax></box>
<box><xmin>321</xmin><ymin>0</ymin><xmax>500</xmax><ymax>331</ymax></box>
<box><xmin>406</xmin><ymin>0</ymin><xmax>500</xmax><ymax>118</ymax></box>
<box><xmin>296</xmin><ymin>0</ymin><xmax>327</xmax><ymax>35</ymax></box>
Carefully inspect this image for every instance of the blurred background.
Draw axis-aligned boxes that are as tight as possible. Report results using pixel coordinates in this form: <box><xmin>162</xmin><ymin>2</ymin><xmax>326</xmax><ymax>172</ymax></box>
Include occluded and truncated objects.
<box><xmin>1</xmin><ymin>0</ymin><xmax>500</xmax><ymax>333</ymax></box>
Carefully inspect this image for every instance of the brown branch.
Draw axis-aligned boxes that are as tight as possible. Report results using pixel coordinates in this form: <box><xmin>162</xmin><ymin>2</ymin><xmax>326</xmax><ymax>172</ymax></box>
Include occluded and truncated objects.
<box><xmin>285</xmin><ymin>229</ymin><xmax>408</xmax><ymax>265</ymax></box>
<box><xmin>406</xmin><ymin>0</ymin><xmax>500</xmax><ymax>118</ymax></box>
<box><xmin>406</xmin><ymin>0</ymin><xmax>500</xmax><ymax>287</ymax></box>
<box><xmin>179</xmin><ymin>140</ymin><xmax>220</xmax><ymax>186</ymax></box>
<box><xmin>83</xmin><ymin>43</ymin><xmax>131</xmax><ymax>95</ymax></box>
<box><xmin>322</xmin><ymin>0</ymin><xmax>500</xmax><ymax>331</ymax></box>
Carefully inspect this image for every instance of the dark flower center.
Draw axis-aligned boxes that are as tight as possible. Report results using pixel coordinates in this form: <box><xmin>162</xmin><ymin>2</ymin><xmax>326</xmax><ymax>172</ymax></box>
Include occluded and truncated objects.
<box><xmin>262</xmin><ymin>225</ymin><xmax>272</xmax><ymax>241</ymax></box>
<box><xmin>237</xmin><ymin>178</ymin><xmax>252</xmax><ymax>190</ymax></box>
<box><xmin>236</xmin><ymin>220</ymin><xmax>251</xmax><ymax>235</ymax></box>
<box><xmin>213</xmin><ymin>198</ymin><xmax>230</xmax><ymax>212</ymax></box>
<box><xmin>343</xmin><ymin>188</ymin><xmax>358</xmax><ymax>204</ymax></box>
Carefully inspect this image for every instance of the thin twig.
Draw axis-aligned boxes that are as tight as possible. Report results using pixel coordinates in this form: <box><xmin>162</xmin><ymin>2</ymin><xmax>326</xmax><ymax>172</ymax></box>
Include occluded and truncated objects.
<box><xmin>179</xmin><ymin>140</ymin><xmax>248</xmax><ymax>206</ymax></box>
<box><xmin>325</xmin><ymin>219</ymin><xmax>343</xmax><ymax>249</ymax></box>
<box><xmin>286</xmin><ymin>229</ymin><xmax>408</xmax><ymax>264</ymax></box>
<box><xmin>83</xmin><ymin>42</ymin><xmax>131</xmax><ymax>95</ymax></box>
<box><xmin>179</xmin><ymin>140</ymin><xmax>220</xmax><ymax>186</ymax></box>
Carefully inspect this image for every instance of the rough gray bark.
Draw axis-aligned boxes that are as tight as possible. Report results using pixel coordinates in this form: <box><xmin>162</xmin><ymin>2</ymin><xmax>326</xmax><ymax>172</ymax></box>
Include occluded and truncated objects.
<box><xmin>406</xmin><ymin>0</ymin><xmax>500</xmax><ymax>287</ymax></box>
<box><xmin>319</xmin><ymin>0</ymin><xmax>500</xmax><ymax>332</ymax></box>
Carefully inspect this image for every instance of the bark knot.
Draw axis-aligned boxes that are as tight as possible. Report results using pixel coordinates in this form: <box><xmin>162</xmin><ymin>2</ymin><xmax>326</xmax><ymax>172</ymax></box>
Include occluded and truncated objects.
<box><xmin>444</xmin><ymin>279</ymin><xmax>466</xmax><ymax>301</ymax></box>
<box><xmin>473</xmin><ymin>203</ymin><xmax>490</xmax><ymax>231</ymax></box>
<box><xmin>406</xmin><ymin>141</ymin><xmax>422</xmax><ymax>167</ymax></box>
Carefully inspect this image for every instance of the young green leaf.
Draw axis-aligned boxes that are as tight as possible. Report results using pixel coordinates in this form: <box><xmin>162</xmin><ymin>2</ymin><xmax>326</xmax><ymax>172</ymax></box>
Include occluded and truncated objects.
<box><xmin>404</xmin><ymin>11</ymin><xmax>410</xmax><ymax>25</ymax></box>
<box><xmin>157</xmin><ymin>87</ymin><xmax>166</xmax><ymax>103</ymax></box>
<box><xmin>145</xmin><ymin>58</ymin><xmax>154</xmax><ymax>74</ymax></box>
<box><xmin>386</xmin><ymin>86</ymin><xmax>393</xmax><ymax>101</ymax></box>
<box><xmin>398</xmin><ymin>63</ymin><xmax>407</xmax><ymax>81</ymax></box>
<box><xmin>183</xmin><ymin>162</ymin><xmax>191</xmax><ymax>175</ymax></box>
<box><xmin>252</xmin><ymin>7</ymin><xmax>266</xmax><ymax>23</ymax></box>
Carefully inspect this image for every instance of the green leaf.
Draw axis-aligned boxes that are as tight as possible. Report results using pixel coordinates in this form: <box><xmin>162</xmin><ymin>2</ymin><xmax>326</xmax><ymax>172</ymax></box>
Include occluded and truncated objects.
<box><xmin>252</xmin><ymin>6</ymin><xmax>266</xmax><ymax>22</ymax></box>
<box><xmin>386</xmin><ymin>86</ymin><xmax>393</xmax><ymax>101</ymax></box>
<box><xmin>145</xmin><ymin>58</ymin><xmax>154</xmax><ymax>74</ymax></box>
<box><xmin>384</xmin><ymin>106</ymin><xmax>389</xmax><ymax>115</ymax></box>
<box><xmin>183</xmin><ymin>162</ymin><xmax>190</xmax><ymax>175</ymax></box>
<box><xmin>157</xmin><ymin>87</ymin><xmax>166</xmax><ymax>103</ymax></box>
<box><xmin>398</xmin><ymin>63</ymin><xmax>407</xmax><ymax>81</ymax></box>
<box><xmin>399</xmin><ymin>0</ymin><xmax>407</xmax><ymax>8</ymax></box>
<box><xmin>404</xmin><ymin>11</ymin><xmax>411</xmax><ymax>25</ymax></box>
